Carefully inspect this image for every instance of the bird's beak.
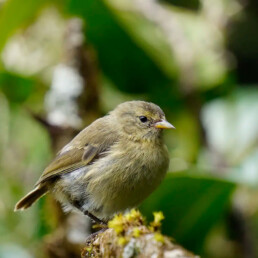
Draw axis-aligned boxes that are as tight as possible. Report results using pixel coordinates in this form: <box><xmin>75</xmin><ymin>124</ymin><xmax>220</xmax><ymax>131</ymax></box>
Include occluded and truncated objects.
<box><xmin>154</xmin><ymin>119</ymin><xmax>175</xmax><ymax>129</ymax></box>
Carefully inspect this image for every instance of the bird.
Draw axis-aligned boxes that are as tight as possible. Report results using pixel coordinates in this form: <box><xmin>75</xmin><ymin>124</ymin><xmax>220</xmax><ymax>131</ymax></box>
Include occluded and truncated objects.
<box><xmin>14</xmin><ymin>101</ymin><xmax>175</xmax><ymax>224</ymax></box>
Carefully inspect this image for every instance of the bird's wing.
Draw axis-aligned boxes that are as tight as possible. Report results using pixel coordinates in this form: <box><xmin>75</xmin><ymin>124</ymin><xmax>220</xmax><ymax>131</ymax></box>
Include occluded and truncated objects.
<box><xmin>36</xmin><ymin>116</ymin><xmax>118</xmax><ymax>185</ymax></box>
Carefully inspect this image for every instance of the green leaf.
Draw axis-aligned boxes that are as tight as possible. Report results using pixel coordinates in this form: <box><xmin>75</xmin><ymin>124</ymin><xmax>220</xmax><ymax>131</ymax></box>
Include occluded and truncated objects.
<box><xmin>140</xmin><ymin>172</ymin><xmax>236</xmax><ymax>253</ymax></box>
<box><xmin>66</xmin><ymin>0</ymin><xmax>179</xmax><ymax>103</ymax></box>
<box><xmin>0</xmin><ymin>72</ymin><xmax>34</xmax><ymax>103</ymax></box>
<box><xmin>66</xmin><ymin>0</ymin><xmax>228</xmax><ymax>95</ymax></box>
<box><xmin>0</xmin><ymin>0</ymin><xmax>48</xmax><ymax>52</ymax></box>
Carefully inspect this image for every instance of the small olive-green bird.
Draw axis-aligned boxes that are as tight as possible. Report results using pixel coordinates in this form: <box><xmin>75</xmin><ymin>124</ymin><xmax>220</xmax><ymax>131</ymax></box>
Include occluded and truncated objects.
<box><xmin>15</xmin><ymin>101</ymin><xmax>175</xmax><ymax>224</ymax></box>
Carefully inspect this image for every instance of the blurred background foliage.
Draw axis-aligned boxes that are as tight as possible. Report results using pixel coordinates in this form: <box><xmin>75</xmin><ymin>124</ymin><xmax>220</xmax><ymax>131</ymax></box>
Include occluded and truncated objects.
<box><xmin>0</xmin><ymin>0</ymin><xmax>257</xmax><ymax>257</ymax></box>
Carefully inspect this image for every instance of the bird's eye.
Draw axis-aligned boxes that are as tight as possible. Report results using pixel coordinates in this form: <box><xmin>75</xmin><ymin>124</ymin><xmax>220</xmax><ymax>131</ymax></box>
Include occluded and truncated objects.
<box><xmin>139</xmin><ymin>116</ymin><xmax>148</xmax><ymax>123</ymax></box>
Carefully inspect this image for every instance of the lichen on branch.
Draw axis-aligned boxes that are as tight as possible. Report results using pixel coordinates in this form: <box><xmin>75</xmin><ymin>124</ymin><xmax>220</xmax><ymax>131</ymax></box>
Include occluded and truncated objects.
<box><xmin>82</xmin><ymin>209</ymin><xmax>198</xmax><ymax>258</ymax></box>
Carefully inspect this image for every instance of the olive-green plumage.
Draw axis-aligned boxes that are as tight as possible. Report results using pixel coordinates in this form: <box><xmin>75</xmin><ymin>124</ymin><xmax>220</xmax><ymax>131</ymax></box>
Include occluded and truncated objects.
<box><xmin>15</xmin><ymin>101</ymin><xmax>174</xmax><ymax>222</ymax></box>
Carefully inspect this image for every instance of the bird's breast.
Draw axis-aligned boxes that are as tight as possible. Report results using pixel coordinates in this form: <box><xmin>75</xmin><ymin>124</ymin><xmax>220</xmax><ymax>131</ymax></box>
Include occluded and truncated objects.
<box><xmin>85</xmin><ymin>140</ymin><xmax>169</xmax><ymax>217</ymax></box>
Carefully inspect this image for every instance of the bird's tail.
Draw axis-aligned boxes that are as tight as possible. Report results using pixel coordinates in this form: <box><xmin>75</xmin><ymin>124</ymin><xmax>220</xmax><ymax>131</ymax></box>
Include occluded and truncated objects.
<box><xmin>14</xmin><ymin>185</ymin><xmax>48</xmax><ymax>211</ymax></box>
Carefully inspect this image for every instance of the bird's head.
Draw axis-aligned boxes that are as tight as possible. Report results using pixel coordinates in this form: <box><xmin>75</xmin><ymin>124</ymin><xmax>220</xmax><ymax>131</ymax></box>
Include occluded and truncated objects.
<box><xmin>111</xmin><ymin>101</ymin><xmax>175</xmax><ymax>142</ymax></box>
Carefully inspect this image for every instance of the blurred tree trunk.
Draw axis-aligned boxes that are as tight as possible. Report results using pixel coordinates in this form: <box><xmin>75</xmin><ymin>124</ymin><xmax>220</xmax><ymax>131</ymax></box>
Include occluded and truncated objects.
<box><xmin>34</xmin><ymin>18</ymin><xmax>101</xmax><ymax>258</ymax></box>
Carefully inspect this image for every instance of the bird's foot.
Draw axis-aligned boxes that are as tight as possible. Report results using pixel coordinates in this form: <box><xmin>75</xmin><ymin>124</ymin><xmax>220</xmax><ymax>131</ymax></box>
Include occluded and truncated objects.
<box><xmin>85</xmin><ymin>227</ymin><xmax>108</xmax><ymax>244</ymax></box>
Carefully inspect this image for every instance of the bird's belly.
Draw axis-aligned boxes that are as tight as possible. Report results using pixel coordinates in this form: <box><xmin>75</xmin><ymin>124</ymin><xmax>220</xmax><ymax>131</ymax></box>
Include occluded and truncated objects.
<box><xmin>85</xmin><ymin>149</ymin><xmax>168</xmax><ymax>219</ymax></box>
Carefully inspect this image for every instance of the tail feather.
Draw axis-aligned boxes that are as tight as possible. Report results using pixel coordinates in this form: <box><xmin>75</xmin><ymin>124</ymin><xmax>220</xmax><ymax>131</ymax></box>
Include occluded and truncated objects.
<box><xmin>14</xmin><ymin>185</ymin><xmax>48</xmax><ymax>211</ymax></box>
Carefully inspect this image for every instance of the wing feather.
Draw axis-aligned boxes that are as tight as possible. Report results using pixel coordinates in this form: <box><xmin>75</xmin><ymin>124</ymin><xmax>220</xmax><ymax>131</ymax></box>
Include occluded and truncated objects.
<box><xmin>36</xmin><ymin>116</ymin><xmax>118</xmax><ymax>185</ymax></box>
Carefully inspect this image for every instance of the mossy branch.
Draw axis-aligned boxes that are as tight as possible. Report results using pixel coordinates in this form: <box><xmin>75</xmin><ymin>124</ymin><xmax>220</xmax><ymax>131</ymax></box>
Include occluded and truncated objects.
<box><xmin>82</xmin><ymin>210</ymin><xmax>199</xmax><ymax>258</ymax></box>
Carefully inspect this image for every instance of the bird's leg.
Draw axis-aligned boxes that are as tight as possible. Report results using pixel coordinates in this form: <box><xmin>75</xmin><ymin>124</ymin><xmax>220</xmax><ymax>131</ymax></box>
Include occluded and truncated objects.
<box><xmin>72</xmin><ymin>199</ymin><xmax>107</xmax><ymax>226</ymax></box>
<box><xmin>84</xmin><ymin>210</ymin><xmax>107</xmax><ymax>226</ymax></box>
